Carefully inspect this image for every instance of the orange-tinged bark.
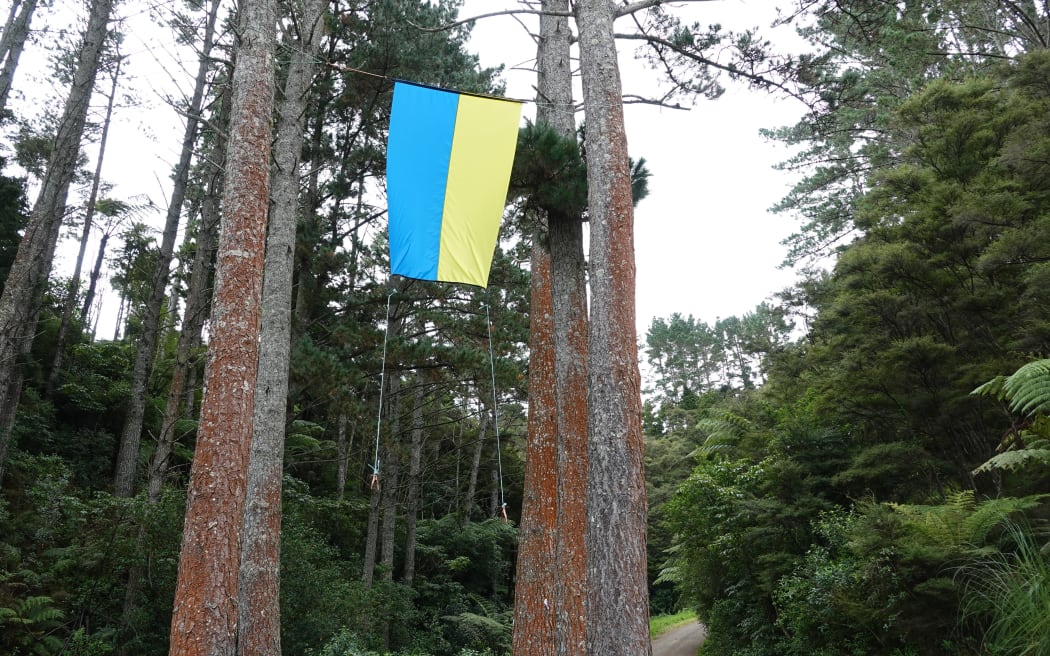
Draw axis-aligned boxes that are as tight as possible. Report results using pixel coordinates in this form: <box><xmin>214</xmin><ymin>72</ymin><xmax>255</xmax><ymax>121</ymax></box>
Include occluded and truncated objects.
<box><xmin>575</xmin><ymin>0</ymin><xmax>651</xmax><ymax>654</ymax></box>
<box><xmin>512</xmin><ymin>240</ymin><xmax>558</xmax><ymax>656</ymax></box>
<box><xmin>168</xmin><ymin>0</ymin><xmax>275</xmax><ymax>652</ymax></box>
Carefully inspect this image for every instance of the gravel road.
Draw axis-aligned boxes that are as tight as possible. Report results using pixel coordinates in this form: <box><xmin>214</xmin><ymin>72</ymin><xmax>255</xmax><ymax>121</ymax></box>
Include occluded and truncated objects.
<box><xmin>651</xmin><ymin>621</ymin><xmax>707</xmax><ymax>656</ymax></box>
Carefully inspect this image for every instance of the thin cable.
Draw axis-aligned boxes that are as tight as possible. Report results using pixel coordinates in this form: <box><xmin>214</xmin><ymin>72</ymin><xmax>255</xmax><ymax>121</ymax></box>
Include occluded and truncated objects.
<box><xmin>370</xmin><ymin>288</ymin><xmax>395</xmax><ymax>490</ymax></box>
<box><xmin>485</xmin><ymin>300</ymin><xmax>508</xmax><ymax>520</ymax></box>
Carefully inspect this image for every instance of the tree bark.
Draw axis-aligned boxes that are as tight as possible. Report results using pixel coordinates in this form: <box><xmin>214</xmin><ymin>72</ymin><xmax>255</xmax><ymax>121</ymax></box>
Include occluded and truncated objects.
<box><xmin>47</xmin><ymin>54</ymin><xmax>122</xmax><ymax>399</ymax></box>
<box><xmin>512</xmin><ymin>240</ymin><xmax>558</xmax><ymax>656</ymax></box>
<box><xmin>0</xmin><ymin>0</ymin><xmax>38</xmax><ymax>116</ymax></box>
<box><xmin>402</xmin><ymin>383</ymin><xmax>424</xmax><ymax>585</ymax></box>
<box><xmin>538</xmin><ymin>2</ymin><xmax>591</xmax><ymax>653</ymax></box>
<box><xmin>167</xmin><ymin>0</ymin><xmax>275</xmax><ymax>651</ymax></box>
<box><xmin>0</xmin><ymin>0</ymin><xmax>115</xmax><ymax>487</ymax></box>
<box><xmin>113</xmin><ymin>0</ymin><xmax>223</xmax><ymax>497</ymax></box>
<box><xmin>237</xmin><ymin>0</ymin><xmax>326</xmax><ymax>650</ymax></box>
<box><xmin>574</xmin><ymin>1</ymin><xmax>651</xmax><ymax>654</ymax></box>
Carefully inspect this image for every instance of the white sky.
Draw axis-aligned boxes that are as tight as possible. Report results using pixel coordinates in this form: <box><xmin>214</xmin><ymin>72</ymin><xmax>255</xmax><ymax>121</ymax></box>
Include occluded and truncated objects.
<box><xmin>11</xmin><ymin>0</ymin><xmax>813</xmax><ymax>340</ymax></box>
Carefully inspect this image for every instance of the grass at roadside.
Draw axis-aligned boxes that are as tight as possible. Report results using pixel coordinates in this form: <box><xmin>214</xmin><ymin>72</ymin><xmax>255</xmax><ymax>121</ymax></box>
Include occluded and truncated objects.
<box><xmin>650</xmin><ymin>610</ymin><xmax>698</xmax><ymax>639</ymax></box>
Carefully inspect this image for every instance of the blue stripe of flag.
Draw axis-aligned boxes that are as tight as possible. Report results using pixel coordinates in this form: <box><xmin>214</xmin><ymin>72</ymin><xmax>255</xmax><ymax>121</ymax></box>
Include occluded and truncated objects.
<box><xmin>387</xmin><ymin>82</ymin><xmax>459</xmax><ymax>281</ymax></box>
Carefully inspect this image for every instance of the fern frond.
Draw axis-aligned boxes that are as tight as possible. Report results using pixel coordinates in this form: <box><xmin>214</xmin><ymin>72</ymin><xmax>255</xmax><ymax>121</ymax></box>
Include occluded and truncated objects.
<box><xmin>964</xmin><ymin>495</ymin><xmax>1049</xmax><ymax>544</ymax></box>
<box><xmin>1002</xmin><ymin>359</ymin><xmax>1050</xmax><ymax>416</ymax></box>
<box><xmin>689</xmin><ymin>439</ymin><xmax>734</xmax><ymax>460</ymax></box>
<box><xmin>972</xmin><ymin>375</ymin><xmax>1008</xmax><ymax>400</ymax></box>
<box><xmin>655</xmin><ymin>564</ymin><xmax>682</xmax><ymax>585</ymax></box>
<box><xmin>973</xmin><ymin>449</ymin><xmax>1050</xmax><ymax>474</ymax></box>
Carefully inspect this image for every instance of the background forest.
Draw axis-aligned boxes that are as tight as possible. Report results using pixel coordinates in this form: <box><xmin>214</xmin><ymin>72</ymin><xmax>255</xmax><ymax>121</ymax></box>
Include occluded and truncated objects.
<box><xmin>1</xmin><ymin>0</ymin><xmax>1050</xmax><ymax>655</ymax></box>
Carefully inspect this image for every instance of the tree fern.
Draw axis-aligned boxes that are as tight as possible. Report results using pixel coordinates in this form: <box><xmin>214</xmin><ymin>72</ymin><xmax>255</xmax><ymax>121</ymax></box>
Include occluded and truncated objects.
<box><xmin>972</xmin><ymin>359</ymin><xmax>1050</xmax><ymax>474</ymax></box>
<box><xmin>690</xmin><ymin>412</ymin><xmax>752</xmax><ymax>459</ymax></box>
<box><xmin>974</xmin><ymin>441</ymin><xmax>1050</xmax><ymax>474</ymax></box>
<box><xmin>888</xmin><ymin>491</ymin><xmax>1047</xmax><ymax>554</ymax></box>
<box><xmin>0</xmin><ymin>595</ymin><xmax>64</xmax><ymax>655</ymax></box>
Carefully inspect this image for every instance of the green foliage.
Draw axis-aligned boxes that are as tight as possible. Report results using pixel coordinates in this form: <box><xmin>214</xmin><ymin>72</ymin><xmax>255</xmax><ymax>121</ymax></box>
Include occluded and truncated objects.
<box><xmin>0</xmin><ymin>595</ymin><xmax>64</xmax><ymax>655</ymax></box>
<box><xmin>771</xmin><ymin>493</ymin><xmax>1043</xmax><ymax>656</ymax></box>
<box><xmin>509</xmin><ymin>121</ymin><xmax>587</xmax><ymax>219</ymax></box>
<box><xmin>973</xmin><ymin>358</ymin><xmax>1050</xmax><ymax>475</ymax></box>
<box><xmin>439</xmin><ymin>611</ymin><xmax>510</xmax><ymax>655</ymax></box>
<box><xmin>958</xmin><ymin>521</ymin><xmax>1050</xmax><ymax>656</ymax></box>
<box><xmin>0</xmin><ymin>159</ymin><xmax>28</xmax><ymax>295</ymax></box>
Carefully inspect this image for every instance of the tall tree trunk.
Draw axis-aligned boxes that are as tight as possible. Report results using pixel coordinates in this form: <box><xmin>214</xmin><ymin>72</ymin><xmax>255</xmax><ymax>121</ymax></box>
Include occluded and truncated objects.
<box><xmin>0</xmin><ymin>0</ymin><xmax>38</xmax><ymax>116</ymax></box>
<box><xmin>0</xmin><ymin>0</ymin><xmax>115</xmax><ymax>486</ymax></box>
<box><xmin>402</xmin><ymin>383</ymin><xmax>424</xmax><ymax>585</ymax></box>
<box><xmin>167</xmin><ymin>0</ymin><xmax>275</xmax><ymax>651</ymax></box>
<box><xmin>113</xmin><ymin>0</ymin><xmax>223</xmax><ymax>497</ymax></box>
<box><xmin>575</xmin><ymin>1</ymin><xmax>651</xmax><ymax>654</ymax></box>
<box><xmin>461</xmin><ymin>403</ymin><xmax>489</xmax><ymax>524</ymax></box>
<box><xmin>538</xmin><ymin>2</ymin><xmax>591</xmax><ymax>653</ymax></box>
<box><xmin>237</xmin><ymin>0</ymin><xmax>326</xmax><ymax>650</ymax></box>
<box><xmin>47</xmin><ymin>54</ymin><xmax>122</xmax><ymax>399</ymax></box>
<box><xmin>512</xmin><ymin>240</ymin><xmax>558</xmax><ymax>656</ymax></box>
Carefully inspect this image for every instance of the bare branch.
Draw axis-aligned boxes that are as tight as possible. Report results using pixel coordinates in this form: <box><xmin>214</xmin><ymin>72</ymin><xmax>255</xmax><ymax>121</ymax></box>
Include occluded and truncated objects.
<box><xmin>407</xmin><ymin>8</ymin><xmax>570</xmax><ymax>33</ymax></box>
<box><xmin>622</xmin><ymin>94</ymin><xmax>688</xmax><ymax>109</ymax></box>
<box><xmin>614</xmin><ymin>0</ymin><xmax>717</xmax><ymax>19</ymax></box>
<box><xmin>614</xmin><ymin>31</ymin><xmax>813</xmax><ymax>107</ymax></box>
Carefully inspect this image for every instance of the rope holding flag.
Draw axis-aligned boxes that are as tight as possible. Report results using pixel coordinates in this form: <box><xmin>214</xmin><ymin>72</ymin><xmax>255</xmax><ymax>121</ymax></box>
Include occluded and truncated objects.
<box><xmin>386</xmin><ymin>81</ymin><xmax>522</xmax><ymax>288</ymax></box>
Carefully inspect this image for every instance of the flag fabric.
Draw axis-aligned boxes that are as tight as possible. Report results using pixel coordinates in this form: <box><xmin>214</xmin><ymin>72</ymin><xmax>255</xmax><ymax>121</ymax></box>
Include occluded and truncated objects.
<box><xmin>386</xmin><ymin>81</ymin><xmax>522</xmax><ymax>287</ymax></box>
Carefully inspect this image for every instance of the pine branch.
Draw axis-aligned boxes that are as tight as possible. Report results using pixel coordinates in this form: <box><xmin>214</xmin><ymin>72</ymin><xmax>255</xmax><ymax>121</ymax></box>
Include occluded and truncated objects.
<box><xmin>614</xmin><ymin>31</ymin><xmax>814</xmax><ymax>107</ymax></box>
<box><xmin>407</xmin><ymin>8</ymin><xmax>570</xmax><ymax>33</ymax></box>
<box><xmin>614</xmin><ymin>0</ymin><xmax>718</xmax><ymax>19</ymax></box>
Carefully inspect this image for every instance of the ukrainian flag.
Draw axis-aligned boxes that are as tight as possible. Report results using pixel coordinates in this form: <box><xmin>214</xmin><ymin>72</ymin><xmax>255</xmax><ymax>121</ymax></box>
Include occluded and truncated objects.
<box><xmin>386</xmin><ymin>81</ymin><xmax>522</xmax><ymax>288</ymax></box>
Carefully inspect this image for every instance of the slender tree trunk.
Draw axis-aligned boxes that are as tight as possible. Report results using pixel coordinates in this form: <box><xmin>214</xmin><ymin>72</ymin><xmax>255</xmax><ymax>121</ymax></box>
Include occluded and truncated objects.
<box><xmin>0</xmin><ymin>0</ymin><xmax>115</xmax><ymax>486</ymax></box>
<box><xmin>167</xmin><ymin>0</ymin><xmax>275</xmax><ymax>651</ymax></box>
<box><xmin>362</xmin><ymin>471</ymin><xmax>381</xmax><ymax>587</ymax></box>
<box><xmin>512</xmin><ymin>240</ymin><xmax>558</xmax><ymax>656</ymax></box>
<box><xmin>461</xmin><ymin>403</ymin><xmax>489</xmax><ymax>524</ymax></box>
<box><xmin>379</xmin><ymin>374</ymin><xmax>401</xmax><ymax>580</ymax></box>
<box><xmin>47</xmin><ymin>55</ymin><xmax>122</xmax><ymax>398</ymax></box>
<box><xmin>113</xmin><ymin>0</ymin><xmax>223</xmax><ymax>497</ymax></box>
<box><xmin>538</xmin><ymin>2</ymin><xmax>591</xmax><ymax>653</ymax></box>
<box><xmin>147</xmin><ymin>181</ymin><xmax>221</xmax><ymax>503</ymax></box>
<box><xmin>0</xmin><ymin>0</ymin><xmax>38</xmax><ymax>116</ymax></box>
<box><xmin>128</xmin><ymin>159</ymin><xmax>221</xmax><ymax>645</ymax></box>
<box><xmin>402</xmin><ymin>383</ymin><xmax>424</xmax><ymax>585</ymax></box>
<box><xmin>113</xmin><ymin>292</ymin><xmax>125</xmax><ymax>340</ymax></box>
<box><xmin>237</xmin><ymin>0</ymin><xmax>326</xmax><ymax>649</ymax></box>
<box><xmin>575</xmin><ymin>1</ymin><xmax>651</xmax><ymax>654</ymax></box>
<box><xmin>81</xmin><ymin>231</ymin><xmax>108</xmax><ymax>326</ymax></box>
<box><xmin>335</xmin><ymin>411</ymin><xmax>352</xmax><ymax>500</ymax></box>
<box><xmin>146</xmin><ymin>98</ymin><xmax>226</xmax><ymax>502</ymax></box>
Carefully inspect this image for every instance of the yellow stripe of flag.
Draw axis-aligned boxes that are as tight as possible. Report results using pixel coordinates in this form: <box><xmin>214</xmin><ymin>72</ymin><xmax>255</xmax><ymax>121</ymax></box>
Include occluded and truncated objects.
<box><xmin>437</xmin><ymin>94</ymin><xmax>522</xmax><ymax>287</ymax></box>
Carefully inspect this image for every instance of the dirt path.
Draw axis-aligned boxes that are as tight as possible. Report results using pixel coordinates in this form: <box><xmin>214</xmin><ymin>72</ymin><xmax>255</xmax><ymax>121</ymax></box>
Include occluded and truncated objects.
<box><xmin>651</xmin><ymin>621</ymin><xmax>707</xmax><ymax>656</ymax></box>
